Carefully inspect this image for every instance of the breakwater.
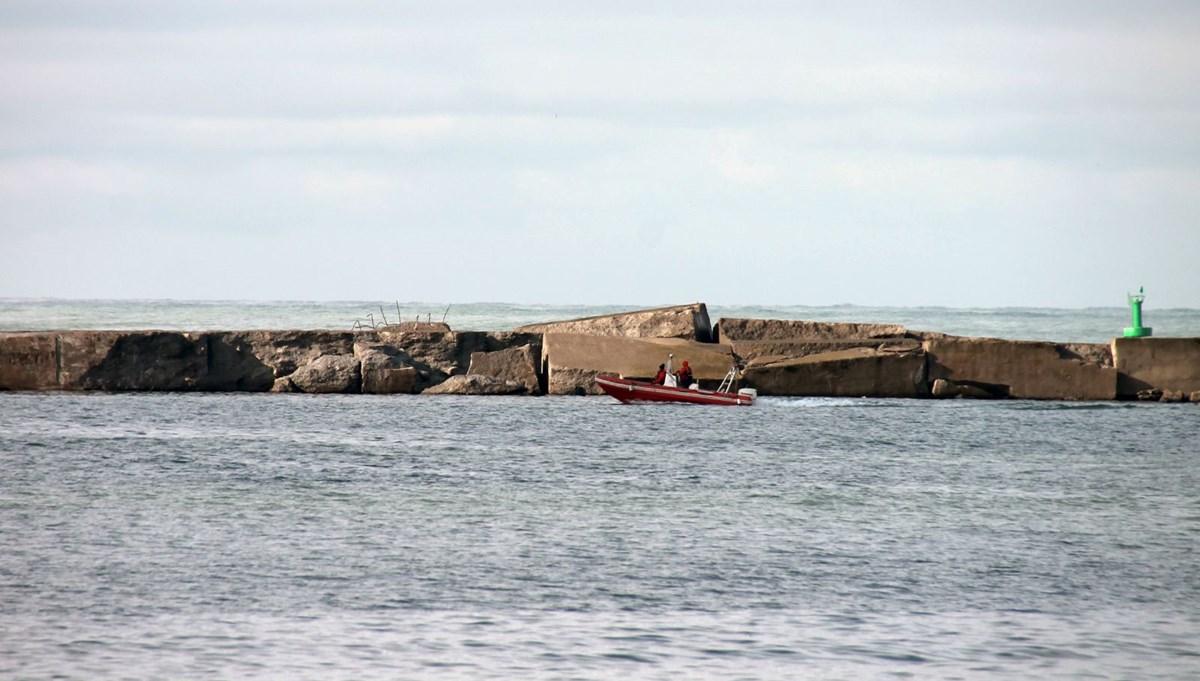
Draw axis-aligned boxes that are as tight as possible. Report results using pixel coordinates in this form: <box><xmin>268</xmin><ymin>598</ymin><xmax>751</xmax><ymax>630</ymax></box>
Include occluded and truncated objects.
<box><xmin>2</xmin><ymin>303</ymin><xmax>1198</xmax><ymax>401</ymax></box>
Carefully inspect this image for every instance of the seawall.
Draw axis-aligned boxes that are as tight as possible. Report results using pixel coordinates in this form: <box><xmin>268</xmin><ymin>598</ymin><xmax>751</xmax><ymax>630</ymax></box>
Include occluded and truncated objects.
<box><xmin>2</xmin><ymin>304</ymin><xmax>1197</xmax><ymax>401</ymax></box>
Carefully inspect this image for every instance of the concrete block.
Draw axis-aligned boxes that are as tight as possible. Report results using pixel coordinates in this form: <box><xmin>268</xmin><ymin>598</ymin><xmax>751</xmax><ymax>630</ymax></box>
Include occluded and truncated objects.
<box><xmin>423</xmin><ymin>375</ymin><xmax>527</xmax><ymax>395</ymax></box>
<box><xmin>56</xmin><ymin>331</ymin><xmax>124</xmax><ymax>388</ymax></box>
<box><xmin>56</xmin><ymin>331</ymin><xmax>210</xmax><ymax>391</ymax></box>
<box><xmin>515</xmin><ymin>303</ymin><xmax>713</xmax><ymax>341</ymax></box>
<box><xmin>468</xmin><ymin>344</ymin><xmax>541</xmax><ymax>395</ymax></box>
<box><xmin>1112</xmin><ymin>337</ymin><xmax>1200</xmax><ymax>398</ymax></box>
<box><xmin>743</xmin><ymin>347</ymin><xmax>928</xmax><ymax>397</ymax></box>
<box><xmin>212</xmin><ymin>331</ymin><xmax>356</xmax><ymax>379</ymax></box>
<box><xmin>925</xmin><ymin>338</ymin><xmax>1116</xmax><ymax>400</ymax></box>
<box><xmin>289</xmin><ymin>354</ymin><xmax>361</xmax><ymax>393</ymax></box>
<box><xmin>716</xmin><ymin>317</ymin><xmax>908</xmax><ymax>342</ymax></box>
<box><xmin>931</xmin><ymin>378</ymin><xmax>998</xmax><ymax>399</ymax></box>
<box><xmin>368</xmin><ymin>367</ymin><xmax>417</xmax><ymax>394</ymax></box>
<box><xmin>356</xmin><ymin>342</ymin><xmax>418</xmax><ymax>394</ymax></box>
<box><xmin>372</xmin><ymin>330</ymin><xmax>541</xmax><ymax>392</ymax></box>
<box><xmin>0</xmin><ymin>332</ymin><xmax>59</xmax><ymax>390</ymax></box>
<box><xmin>729</xmin><ymin>338</ymin><xmax>921</xmax><ymax>365</ymax></box>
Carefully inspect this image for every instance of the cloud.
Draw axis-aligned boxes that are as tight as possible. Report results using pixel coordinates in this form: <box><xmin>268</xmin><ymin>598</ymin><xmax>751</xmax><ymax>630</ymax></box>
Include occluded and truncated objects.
<box><xmin>1</xmin><ymin>1</ymin><xmax>1198</xmax><ymax>306</ymax></box>
<box><xmin>0</xmin><ymin>157</ymin><xmax>152</xmax><ymax>197</ymax></box>
<box><xmin>712</xmin><ymin>136</ymin><xmax>778</xmax><ymax>184</ymax></box>
<box><xmin>150</xmin><ymin>116</ymin><xmax>457</xmax><ymax>152</ymax></box>
<box><xmin>303</xmin><ymin>170</ymin><xmax>399</xmax><ymax>200</ymax></box>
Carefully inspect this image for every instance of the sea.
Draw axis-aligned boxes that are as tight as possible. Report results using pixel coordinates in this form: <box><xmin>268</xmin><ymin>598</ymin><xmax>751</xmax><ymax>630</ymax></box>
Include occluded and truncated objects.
<box><xmin>1</xmin><ymin>299</ymin><xmax>1198</xmax><ymax>680</ymax></box>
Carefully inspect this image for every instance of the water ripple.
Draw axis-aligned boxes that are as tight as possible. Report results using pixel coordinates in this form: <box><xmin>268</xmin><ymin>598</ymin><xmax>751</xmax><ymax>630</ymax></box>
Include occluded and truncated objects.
<box><xmin>1</xmin><ymin>393</ymin><xmax>1197</xmax><ymax>679</ymax></box>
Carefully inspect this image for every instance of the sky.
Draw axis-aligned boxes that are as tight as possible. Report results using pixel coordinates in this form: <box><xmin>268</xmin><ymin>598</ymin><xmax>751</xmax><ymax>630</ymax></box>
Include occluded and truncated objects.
<box><xmin>1</xmin><ymin>1</ymin><xmax>1198</xmax><ymax>308</ymax></box>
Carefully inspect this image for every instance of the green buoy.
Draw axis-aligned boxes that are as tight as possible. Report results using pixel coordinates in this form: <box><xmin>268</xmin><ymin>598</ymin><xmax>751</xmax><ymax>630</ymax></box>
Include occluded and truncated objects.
<box><xmin>1123</xmin><ymin>286</ymin><xmax>1153</xmax><ymax>338</ymax></box>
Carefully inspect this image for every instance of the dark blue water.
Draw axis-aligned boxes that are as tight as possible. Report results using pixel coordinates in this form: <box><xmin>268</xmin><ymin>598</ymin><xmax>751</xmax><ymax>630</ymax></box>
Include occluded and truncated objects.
<box><xmin>1</xmin><ymin>393</ymin><xmax>1197</xmax><ymax>679</ymax></box>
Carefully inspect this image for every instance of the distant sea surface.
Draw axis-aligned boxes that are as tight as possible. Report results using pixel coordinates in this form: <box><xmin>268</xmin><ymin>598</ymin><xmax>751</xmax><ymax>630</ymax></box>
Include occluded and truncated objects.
<box><xmin>2</xmin><ymin>300</ymin><xmax>1198</xmax><ymax>679</ymax></box>
<box><xmin>3</xmin><ymin>297</ymin><xmax>1200</xmax><ymax>342</ymax></box>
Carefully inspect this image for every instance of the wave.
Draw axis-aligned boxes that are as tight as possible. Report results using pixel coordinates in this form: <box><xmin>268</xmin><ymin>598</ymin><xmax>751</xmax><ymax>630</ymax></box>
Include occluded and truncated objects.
<box><xmin>755</xmin><ymin>396</ymin><xmax>874</xmax><ymax>408</ymax></box>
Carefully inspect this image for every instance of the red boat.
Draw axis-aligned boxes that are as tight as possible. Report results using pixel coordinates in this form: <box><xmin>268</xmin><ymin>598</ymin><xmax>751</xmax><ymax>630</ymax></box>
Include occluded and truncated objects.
<box><xmin>595</xmin><ymin>356</ymin><xmax>757</xmax><ymax>406</ymax></box>
<box><xmin>595</xmin><ymin>374</ymin><xmax>756</xmax><ymax>406</ymax></box>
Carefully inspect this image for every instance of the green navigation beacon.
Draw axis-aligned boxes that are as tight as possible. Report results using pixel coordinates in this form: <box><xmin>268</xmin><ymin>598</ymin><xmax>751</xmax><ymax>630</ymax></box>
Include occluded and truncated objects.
<box><xmin>1123</xmin><ymin>286</ymin><xmax>1153</xmax><ymax>337</ymax></box>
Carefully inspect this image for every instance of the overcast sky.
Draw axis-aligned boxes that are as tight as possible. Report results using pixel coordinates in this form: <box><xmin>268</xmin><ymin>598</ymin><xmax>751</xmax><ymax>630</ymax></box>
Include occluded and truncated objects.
<box><xmin>1</xmin><ymin>1</ymin><xmax>1198</xmax><ymax>307</ymax></box>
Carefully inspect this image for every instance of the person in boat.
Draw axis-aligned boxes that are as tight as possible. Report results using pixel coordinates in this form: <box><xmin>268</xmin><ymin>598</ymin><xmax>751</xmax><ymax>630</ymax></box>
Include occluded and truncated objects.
<box><xmin>652</xmin><ymin>364</ymin><xmax>667</xmax><ymax>385</ymax></box>
<box><xmin>677</xmin><ymin>360</ymin><xmax>693</xmax><ymax>388</ymax></box>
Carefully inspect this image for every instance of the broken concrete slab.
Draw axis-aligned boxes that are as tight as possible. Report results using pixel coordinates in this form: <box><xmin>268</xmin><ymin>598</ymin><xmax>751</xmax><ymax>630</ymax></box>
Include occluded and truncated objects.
<box><xmin>422</xmin><ymin>374</ymin><xmax>528</xmax><ymax>395</ymax></box>
<box><xmin>742</xmin><ymin>347</ymin><xmax>929</xmax><ymax>398</ymax></box>
<box><xmin>728</xmin><ymin>338</ymin><xmax>922</xmax><ymax>365</ymax></box>
<box><xmin>716</xmin><ymin>318</ymin><xmax>909</xmax><ymax>342</ymax></box>
<box><xmin>931</xmin><ymin>378</ymin><xmax>1000</xmax><ymax>399</ymax></box>
<box><xmin>355</xmin><ymin>342</ymin><xmax>418</xmax><ymax>394</ymax></box>
<box><xmin>925</xmin><ymin>338</ymin><xmax>1116</xmax><ymax>400</ymax></box>
<box><xmin>288</xmin><ymin>354</ymin><xmax>361</xmax><ymax>394</ymax></box>
<box><xmin>468</xmin><ymin>344</ymin><xmax>542</xmax><ymax>395</ymax></box>
<box><xmin>515</xmin><ymin>303</ymin><xmax>713</xmax><ymax>341</ymax></box>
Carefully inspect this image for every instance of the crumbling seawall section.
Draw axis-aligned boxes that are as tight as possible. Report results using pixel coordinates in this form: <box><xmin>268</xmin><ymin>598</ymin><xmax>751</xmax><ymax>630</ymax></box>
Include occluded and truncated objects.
<box><xmin>2</xmin><ymin>303</ymin><xmax>1198</xmax><ymax>401</ymax></box>
<box><xmin>0</xmin><ymin>329</ymin><xmax>543</xmax><ymax>395</ymax></box>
